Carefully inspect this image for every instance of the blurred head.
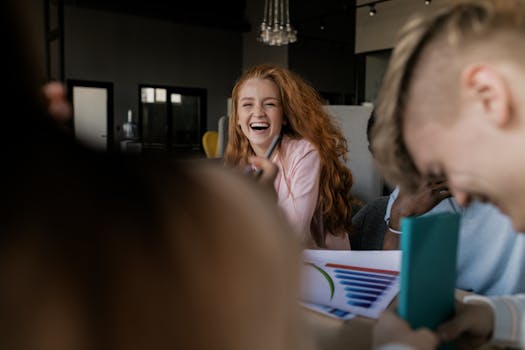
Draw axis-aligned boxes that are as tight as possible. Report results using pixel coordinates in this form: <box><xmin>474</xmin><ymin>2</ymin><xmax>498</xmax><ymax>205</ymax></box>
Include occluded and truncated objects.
<box><xmin>372</xmin><ymin>0</ymin><xmax>525</xmax><ymax>231</ymax></box>
<box><xmin>0</xmin><ymin>3</ymin><xmax>305</xmax><ymax>349</ymax></box>
<box><xmin>0</xmin><ymin>164</ymin><xmax>305</xmax><ymax>350</ymax></box>
<box><xmin>3</xmin><ymin>0</ymin><xmax>48</xmax><ymax>135</ymax></box>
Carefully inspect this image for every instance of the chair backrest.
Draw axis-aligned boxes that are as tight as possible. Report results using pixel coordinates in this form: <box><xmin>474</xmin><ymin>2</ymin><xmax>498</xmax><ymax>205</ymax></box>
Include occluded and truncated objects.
<box><xmin>350</xmin><ymin>196</ymin><xmax>389</xmax><ymax>250</ymax></box>
<box><xmin>217</xmin><ymin>115</ymin><xmax>229</xmax><ymax>158</ymax></box>
<box><xmin>202</xmin><ymin>131</ymin><xmax>219</xmax><ymax>158</ymax></box>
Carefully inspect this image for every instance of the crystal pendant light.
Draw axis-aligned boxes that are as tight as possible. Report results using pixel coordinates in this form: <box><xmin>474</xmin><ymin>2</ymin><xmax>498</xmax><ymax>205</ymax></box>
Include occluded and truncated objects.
<box><xmin>258</xmin><ymin>0</ymin><xmax>297</xmax><ymax>46</ymax></box>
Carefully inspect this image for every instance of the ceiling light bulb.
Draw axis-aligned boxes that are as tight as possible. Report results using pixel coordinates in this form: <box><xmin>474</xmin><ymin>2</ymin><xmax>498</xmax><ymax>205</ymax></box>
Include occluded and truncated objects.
<box><xmin>369</xmin><ymin>5</ymin><xmax>376</xmax><ymax>16</ymax></box>
<box><xmin>425</xmin><ymin>0</ymin><xmax>432</xmax><ymax>4</ymax></box>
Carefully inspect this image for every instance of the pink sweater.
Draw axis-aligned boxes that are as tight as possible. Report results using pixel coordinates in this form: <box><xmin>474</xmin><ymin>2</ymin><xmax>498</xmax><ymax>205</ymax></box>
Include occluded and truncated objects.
<box><xmin>273</xmin><ymin>135</ymin><xmax>350</xmax><ymax>250</ymax></box>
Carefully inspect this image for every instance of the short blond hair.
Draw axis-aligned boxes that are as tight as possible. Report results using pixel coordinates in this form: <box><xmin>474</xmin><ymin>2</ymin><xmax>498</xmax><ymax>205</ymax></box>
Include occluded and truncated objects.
<box><xmin>372</xmin><ymin>0</ymin><xmax>525</xmax><ymax>192</ymax></box>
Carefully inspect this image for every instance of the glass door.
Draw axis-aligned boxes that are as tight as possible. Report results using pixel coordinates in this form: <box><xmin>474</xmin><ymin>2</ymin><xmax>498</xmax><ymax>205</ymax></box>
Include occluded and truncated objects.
<box><xmin>141</xmin><ymin>87</ymin><xmax>168</xmax><ymax>152</ymax></box>
<box><xmin>170</xmin><ymin>93</ymin><xmax>201</xmax><ymax>152</ymax></box>
<box><xmin>139</xmin><ymin>85</ymin><xmax>206</xmax><ymax>157</ymax></box>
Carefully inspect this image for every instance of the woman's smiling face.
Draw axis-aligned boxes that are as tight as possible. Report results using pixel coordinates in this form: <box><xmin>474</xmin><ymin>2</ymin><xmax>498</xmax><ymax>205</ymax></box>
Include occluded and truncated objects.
<box><xmin>236</xmin><ymin>78</ymin><xmax>284</xmax><ymax>157</ymax></box>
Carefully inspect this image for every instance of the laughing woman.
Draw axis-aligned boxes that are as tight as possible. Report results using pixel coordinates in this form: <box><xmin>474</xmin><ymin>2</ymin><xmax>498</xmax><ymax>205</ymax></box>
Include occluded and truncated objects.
<box><xmin>225</xmin><ymin>64</ymin><xmax>354</xmax><ymax>249</ymax></box>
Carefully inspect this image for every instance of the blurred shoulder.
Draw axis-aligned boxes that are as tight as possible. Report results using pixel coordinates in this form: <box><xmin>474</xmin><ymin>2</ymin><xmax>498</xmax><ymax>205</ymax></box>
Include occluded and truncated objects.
<box><xmin>179</xmin><ymin>160</ymin><xmax>299</xmax><ymax>247</ymax></box>
<box><xmin>464</xmin><ymin>201</ymin><xmax>513</xmax><ymax>225</ymax></box>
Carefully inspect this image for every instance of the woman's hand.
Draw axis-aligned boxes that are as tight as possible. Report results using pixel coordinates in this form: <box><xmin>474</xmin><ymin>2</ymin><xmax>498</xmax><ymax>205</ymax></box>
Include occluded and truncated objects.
<box><xmin>42</xmin><ymin>81</ymin><xmax>72</xmax><ymax>123</ymax></box>
<box><xmin>373</xmin><ymin>310</ymin><xmax>438</xmax><ymax>350</ymax></box>
<box><xmin>248</xmin><ymin>156</ymin><xmax>278</xmax><ymax>199</ymax></box>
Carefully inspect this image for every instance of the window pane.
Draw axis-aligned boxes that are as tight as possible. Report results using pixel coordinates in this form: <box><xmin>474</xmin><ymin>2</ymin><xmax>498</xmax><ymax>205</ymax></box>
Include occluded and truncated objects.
<box><xmin>171</xmin><ymin>95</ymin><xmax>200</xmax><ymax>150</ymax></box>
<box><xmin>142</xmin><ymin>87</ymin><xmax>167</xmax><ymax>151</ymax></box>
<box><xmin>141</xmin><ymin>88</ymin><xmax>155</xmax><ymax>103</ymax></box>
<box><xmin>171</xmin><ymin>93</ymin><xmax>182</xmax><ymax>104</ymax></box>
<box><xmin>155</xmin><ymin>88</ymin><xmax>167</xmax><ymax>103</ymax></box>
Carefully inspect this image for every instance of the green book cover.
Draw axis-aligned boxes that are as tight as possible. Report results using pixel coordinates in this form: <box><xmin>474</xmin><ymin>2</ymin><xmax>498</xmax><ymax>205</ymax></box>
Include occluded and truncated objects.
<box><xmin>398</xmin><ymin>212</ymin><xmax>460</xmax><ymax>333</ymax></box>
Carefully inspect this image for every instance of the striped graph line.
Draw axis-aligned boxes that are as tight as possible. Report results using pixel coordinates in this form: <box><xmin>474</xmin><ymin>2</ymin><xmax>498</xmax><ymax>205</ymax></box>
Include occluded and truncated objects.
<box><xmin>326</xmin><ymin>263</ymin><xmax>399</xmax><ymax>309</ymax></box>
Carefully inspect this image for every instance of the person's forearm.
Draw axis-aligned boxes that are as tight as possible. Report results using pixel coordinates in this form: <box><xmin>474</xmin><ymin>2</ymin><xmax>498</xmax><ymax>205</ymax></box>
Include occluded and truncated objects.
<box><xmin>383</xmin><ymin>203</ymin><xmax>402</xmax><ymax>250</ymax></box>
<box><xmin>382</xmin><ymin>230</ymin><xmax>400</xmax><ymax>250</ymax></box>
<box><xmin>464</xmin><ymin>294</ymin><xmax>525</xmax><ymax>347</ymax></box>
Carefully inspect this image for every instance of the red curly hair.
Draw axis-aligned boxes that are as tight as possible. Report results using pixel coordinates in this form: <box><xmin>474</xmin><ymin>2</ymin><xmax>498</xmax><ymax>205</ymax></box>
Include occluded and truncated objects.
<box><xmin>225</xmin><ymin>64</ymin><xmax>354</xmax><ymax>242</ymax></box>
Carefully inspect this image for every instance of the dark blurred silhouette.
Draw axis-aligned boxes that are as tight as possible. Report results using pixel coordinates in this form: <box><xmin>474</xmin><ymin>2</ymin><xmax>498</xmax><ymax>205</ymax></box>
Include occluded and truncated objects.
<box><xmin>0</xmin><ymin>2</ymin><xmax>307</xmax><ymax>350</ymax></box>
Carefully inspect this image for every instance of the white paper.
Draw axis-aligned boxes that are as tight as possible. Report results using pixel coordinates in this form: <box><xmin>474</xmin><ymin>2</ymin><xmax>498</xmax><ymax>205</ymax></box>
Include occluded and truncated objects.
<box><xmin>301</xmin><ymin>250</ymin><xmax>401</xmax><ymax>319</ymax></box>
<box><xmin>300</xmin><ymin>302</ymin><xmax>356</xmax><ymax>321</ymax></box>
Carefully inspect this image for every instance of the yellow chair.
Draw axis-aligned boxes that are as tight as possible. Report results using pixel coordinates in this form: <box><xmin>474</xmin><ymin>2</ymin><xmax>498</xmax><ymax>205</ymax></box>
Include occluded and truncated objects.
<box><xmin>202</xmin><ymin>131</ymin><xmax>219</xmax><ymax>158</ymax></box>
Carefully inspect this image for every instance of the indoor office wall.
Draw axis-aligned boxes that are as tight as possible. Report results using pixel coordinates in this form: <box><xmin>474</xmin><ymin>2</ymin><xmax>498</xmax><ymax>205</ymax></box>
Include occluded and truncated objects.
<box><xmin>64</xmin><ymin>6</ymin><xmax>242</xmax><ymax>146</ymax></box>
<box><xmin>364</xmin><ymin>50</ymin><xmax>391</xmax><ymax>104</ymax></box>
<box><xmin>242</xmin><ymin>0</ymin><xmax>288</xmax><ymax>70</ymax></box>
<box><xmin>289</xmin><ymin>38</ymin><xmax>356</xmax><ymax>104</ymax></box>
<box><xmin>355</xmin><ymin>0</ymin><xmax>445</xmax><ymax>54</ymax></box>
<box><xmin>288</xmin><ymin>1</ymin><xmax>356</xmax><ymax>104</ymax></box>
<box><xmin>28</xmin><ymin>0</ymin><xmax>47</xmax><ymax>83</ymax></box>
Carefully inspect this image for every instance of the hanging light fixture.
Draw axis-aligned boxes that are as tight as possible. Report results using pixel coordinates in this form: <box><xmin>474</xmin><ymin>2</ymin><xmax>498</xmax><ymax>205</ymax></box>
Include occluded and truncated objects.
<box><xmin>258</xmin><ymin>0</ymin><xmax>297</xmax><ymax>46</ymax></box>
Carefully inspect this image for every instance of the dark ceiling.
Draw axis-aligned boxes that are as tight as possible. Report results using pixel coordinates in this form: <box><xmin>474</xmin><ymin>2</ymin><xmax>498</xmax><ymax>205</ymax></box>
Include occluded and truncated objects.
<box><xmin>66</xmin><ymin>0</ymin><xmax>357</xmax><ymax>43</ymax></box>
<box><xmin>68</xmin><ymin>0</ymin><xmax>250</xmax><ymax>32</ymax></box>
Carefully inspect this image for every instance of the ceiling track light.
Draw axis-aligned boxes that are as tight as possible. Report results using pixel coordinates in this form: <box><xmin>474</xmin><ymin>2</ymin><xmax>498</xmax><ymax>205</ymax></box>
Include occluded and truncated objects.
<box><xmin>356</xmin><ymin>0</ymin><xmax>391</xmax><ymax>17</ymax></box>
<box><xmin>425</xmin><ymin>0</ymin><xmax>432</xmax><ymax>5</ymax></box>
<box><xmin>319</xmin><ymin>18</ymin><xmax>326</xmax><ymax>31</ymax></box>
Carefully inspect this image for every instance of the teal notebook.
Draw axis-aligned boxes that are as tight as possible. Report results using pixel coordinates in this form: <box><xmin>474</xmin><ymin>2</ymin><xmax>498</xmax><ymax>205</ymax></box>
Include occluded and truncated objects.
<box><xmin>398</xmin><ymin>213</ymin><xmax>460</xmax><ymax>334</ymax></box>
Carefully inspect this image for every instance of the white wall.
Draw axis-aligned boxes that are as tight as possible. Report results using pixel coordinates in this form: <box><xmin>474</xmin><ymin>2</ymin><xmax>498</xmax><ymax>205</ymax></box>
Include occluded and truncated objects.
<box><xmin>356</xmin><ymin>0</ymin><xmax>445</xmax><ymax>53</ymax></box>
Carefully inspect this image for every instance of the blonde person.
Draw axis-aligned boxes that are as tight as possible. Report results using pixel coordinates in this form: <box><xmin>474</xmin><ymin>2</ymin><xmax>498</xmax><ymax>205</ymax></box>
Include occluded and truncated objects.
<box><xmin>0</xmin><ymin>3</ymin><xmax>311</xmax><ymax>350</ymax></box>
<box><xmin>225</xmin><ymin>64</ymin><xmax>354</xmax><ymax>249</ymax></box>
<box><xmin>370</xmin><ymin>0</ymin><xmax>525</xmax><ymax>349</ymax></box>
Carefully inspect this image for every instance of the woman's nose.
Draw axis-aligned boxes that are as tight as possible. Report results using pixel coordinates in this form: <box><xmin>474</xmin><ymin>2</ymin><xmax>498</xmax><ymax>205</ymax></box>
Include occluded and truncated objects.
<box><xmin>252</xmin><ymin>104</ymin><xmax>265</xmax><ymax>117</ymax></box>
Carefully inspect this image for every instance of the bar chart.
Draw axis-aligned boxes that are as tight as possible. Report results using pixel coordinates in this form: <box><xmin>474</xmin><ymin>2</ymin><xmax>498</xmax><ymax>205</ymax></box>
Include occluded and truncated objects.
<box><xmin>301</xmin><ymin>250</ymin><xmax>401</xmax><ymax>319</ymax></box>
<box><xmin>329</xmin><ymin>263</ymin><xmax>398</xmax><ymax>311</ymax></box>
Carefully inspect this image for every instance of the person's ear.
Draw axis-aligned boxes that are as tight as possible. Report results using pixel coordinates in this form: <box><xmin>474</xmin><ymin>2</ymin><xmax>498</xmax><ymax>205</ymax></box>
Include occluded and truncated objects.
<box><xmin>461</xmin><ymin>64</ymin><xmax>511</xmax><ymax>127</ymax></box>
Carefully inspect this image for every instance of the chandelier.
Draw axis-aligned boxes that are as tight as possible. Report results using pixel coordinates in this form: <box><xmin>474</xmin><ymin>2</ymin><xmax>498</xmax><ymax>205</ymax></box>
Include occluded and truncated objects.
<box><xmin>258</xmin><ymin>0</ymin><xmax>297</xmax><ymax>46</ymax></box>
